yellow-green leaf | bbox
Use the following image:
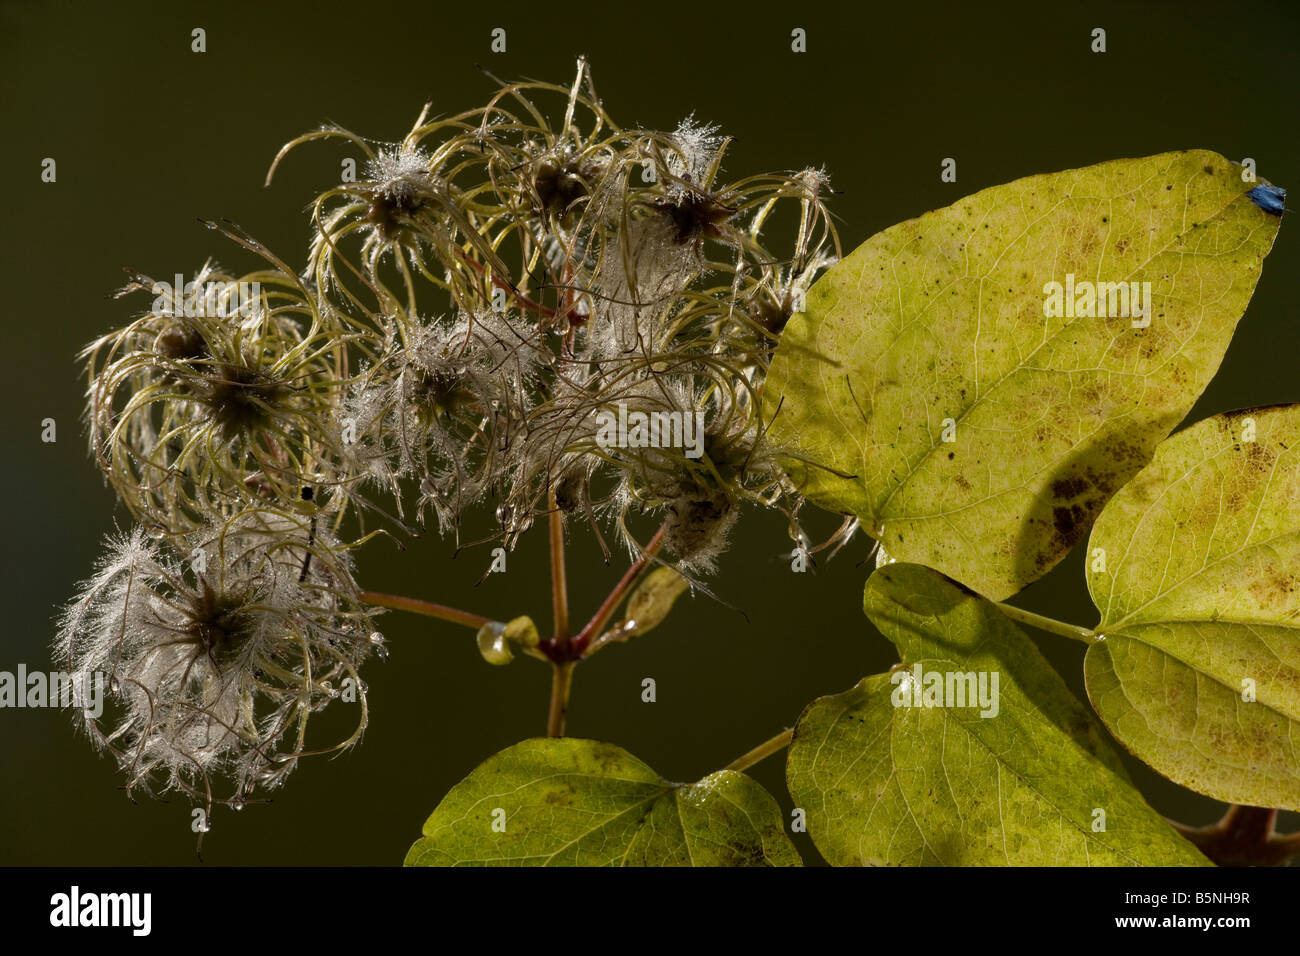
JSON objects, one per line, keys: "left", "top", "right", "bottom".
{"left": 404, "top": 737, "right": 800, "bottom": 866}
{"left": 786, "top": 563, "right": 1208, "bottom": 866}
{"left": 1085, "top": 404, "right": 1300, "bottom": 809}
{"left": 767, "top": 150, "right": 1282, "bottom": 600}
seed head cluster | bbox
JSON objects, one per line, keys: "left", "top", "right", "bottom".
{"left": 60, "top": 61, "right": 838, "bottom": 808}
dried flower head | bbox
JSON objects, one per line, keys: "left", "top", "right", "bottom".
{"left": 56, "top": 508, "right": 379, "bottom": 808}
{"left": 84, "top": 258, "right": 360, "bottom": 534}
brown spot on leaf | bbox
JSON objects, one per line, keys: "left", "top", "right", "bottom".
{"left": 543, "top": 787, "right": 576, "bottom": 807}
{"left": 1052, "top": 503, "right": 1089, "bottom": 547}
{"left": 1051, "top": 476, "right": 1090, "bottom": 499}
{"left": 1248, "top": 572, "right": 1295, "bottom": 609}
{"left": 1245, "top": 441, "right": 1275, "bottom": 472}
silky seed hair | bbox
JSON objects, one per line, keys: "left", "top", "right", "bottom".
{"left": 55, "top": 507, "right": 380, "bottom": 810}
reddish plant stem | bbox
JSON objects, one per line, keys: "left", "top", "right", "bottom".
{"left": 1171, "top": 805, "right": 1300, "bottom": 866}
{"left": 360, "top": 590, "right": 490, "bottom": 630}
{"left": 546, "top": 661, "right": 574, "bottom": 738}
{"left": 453, "top": 248, "right": 562, "bottom": 320}
{"left": 570, "top": 525, "right": 668, "bottom": 657}
{"left": 544, "top": 495, "right": 574, "bottom": 738}
{"left": 548, "top": 492, "right": 570, "bottom": 647}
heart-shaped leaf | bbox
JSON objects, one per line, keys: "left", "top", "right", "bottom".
{"left": 1085, "top": 404, "right": 1300, "bottom": 809}
{"left": 766, "top": 150, "right": 1283, "bottom": 599}
{"left": 786, "top": 563, "right": 1208, "bottom": 865}
{"left": 405, "top": 737, "right": 800, "bottom": 866}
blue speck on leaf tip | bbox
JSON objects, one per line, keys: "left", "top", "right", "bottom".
{"left": 1247, "top": 184, "right": 1286, "bottom": 216}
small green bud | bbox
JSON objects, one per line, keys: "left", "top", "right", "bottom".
{"left": 622, "top": 568, "right": 688, "bottom": 637}
{"left": 476, "top": 615, "right": 539, "bottom": 665}
{"left": 503, "top": 615, "right": 540, "bottom": 648}
{"left": 475, "top": 622, "right": 514, "bottom": 665}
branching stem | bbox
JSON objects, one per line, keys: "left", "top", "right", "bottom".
{"left": 573, "top": 524, "right": 667, "bottom": 656}
{"left": 1170, "top": 805, "right": 1300, "bottom": 867}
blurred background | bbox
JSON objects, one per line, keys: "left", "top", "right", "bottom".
{"left": 2, "top": 0, "right": 1298, "bottom": 865}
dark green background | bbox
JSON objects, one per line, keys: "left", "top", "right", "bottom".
{"left": 2, "top": 0, "right": 1297, "bottom": 865}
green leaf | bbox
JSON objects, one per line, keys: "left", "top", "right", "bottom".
{"left": 767, "top": 150, "right": 1282, "bottom": 600}
{"left": 786, "top": 563, "right": 1209, "bottom": 866}
{"left": 1085, "top": 404, "right": 1300, "bottom": 809}
{"left": 405, "top": 737, "right": 801, "bottom": 866}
